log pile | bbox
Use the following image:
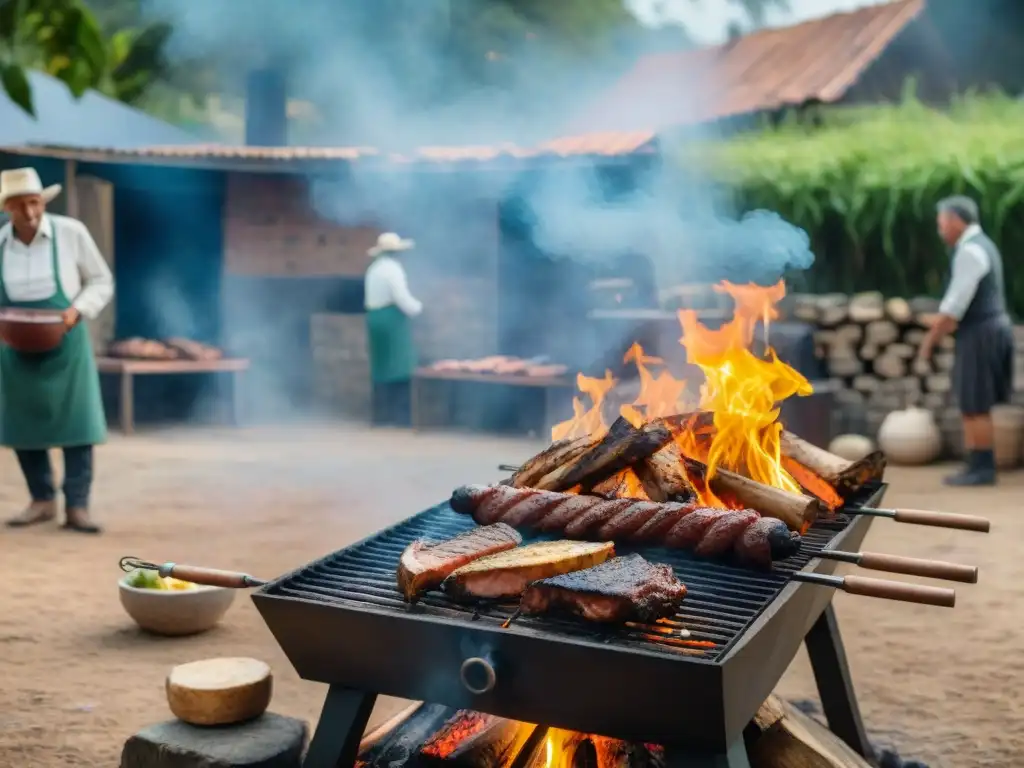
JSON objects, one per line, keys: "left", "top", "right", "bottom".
{"left": 788, "top": 292, "right": 1024, "bottom": 457}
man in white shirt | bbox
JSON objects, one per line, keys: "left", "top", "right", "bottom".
{"left": 0, "top": 167, "right": 114, "bottom": 531}
{"left": 918, "top": 196, "right": 1013, "bottom": 486}
{"left": 364, "top": 232, "right": 422, "bottom": 426}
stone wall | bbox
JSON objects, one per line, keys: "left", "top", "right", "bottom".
{"left": 789, "top": 292, "right": 1024, "bottom": 458}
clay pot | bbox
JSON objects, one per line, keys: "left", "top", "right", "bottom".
{"left": 992, "top": 405, "right": 1024, "bottom": 469}
{"left": 877, "top": 408, "right": 942, "bottom": 466}
{"left": 828, "top": 434, "right": 875, "bottom": 462}
{"left": 0, "top": 308, "right": 66, "bottom": 353}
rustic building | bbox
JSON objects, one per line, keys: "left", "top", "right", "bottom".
{"left": 0, "top": 132, "right": 657, "bottom": 423}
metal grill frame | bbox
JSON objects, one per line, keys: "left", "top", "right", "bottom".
{"left": 252, "top": 484, "right": 885, "bottom": 754}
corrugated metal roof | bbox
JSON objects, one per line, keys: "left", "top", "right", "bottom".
{"left": 0, "top": 131, "right": 656, "bottom": 170}
{"left": 0, "top": 71, "right": 202, "bottom": 148}
{"left": 572, "top": 0, "right": 926, "bottom": 132}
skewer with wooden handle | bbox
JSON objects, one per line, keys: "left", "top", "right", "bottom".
{"left": 792, "top": 572, "right": 955, "bottom": 607}
{"left": 846, "top": 507, "right": 990, "bottom": 532}
{"left": 817, "top": 550, "right": 978, "bottom": 583}
{"left": 119, "top": 557, "right": 267, "bottom": 588}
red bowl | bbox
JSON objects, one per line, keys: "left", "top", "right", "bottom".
{"left": 0, "top": 308, "right": 67, "bottom": 353}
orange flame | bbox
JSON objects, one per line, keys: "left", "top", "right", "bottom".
{"left": 550, "top": 280, "right": 812, "bottom": 504}
{"left": 677, "top": 280, "right": 811, "bottom": 496}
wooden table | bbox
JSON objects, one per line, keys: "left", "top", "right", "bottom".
{"left": 96, "top": 357, "right": 251, "bottom": 435}
{"left": 411, "top": 367, "right": 574, "bottom": 433}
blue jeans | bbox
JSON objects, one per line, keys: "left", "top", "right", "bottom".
{"left": 15, "top": 445, "right": 93, "bottom": 508}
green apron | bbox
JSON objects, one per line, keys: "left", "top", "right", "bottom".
{"left": 0, "top": 232, "right": 107, "bottom": 449}
{"left": 366, "top": 304, "right": 417, "bottom": 383}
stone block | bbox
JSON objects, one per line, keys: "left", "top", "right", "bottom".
{"left": 120, "top": 712, "right": 307, "bottom": 768}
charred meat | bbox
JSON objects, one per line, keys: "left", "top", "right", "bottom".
{"left": 441, "top": 540, "right": 615, "bottom": 601}
{"left": 397, "top": 523, "right": 522, "bottom": 602}
{"left": 450, "top": 484, "right": 801, "bottom": 568}
{"left": 520, "top": 554, "right": 687, "bottom": 624}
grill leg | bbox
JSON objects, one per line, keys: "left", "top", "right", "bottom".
{"left": 302, "top": 685, "right": 377, "bottom": 768}
{"left": 804, "top": 604, "right": 875, "bottom": 761}
{"left": 663, "top": 739, "right": 751, "bottom": 768}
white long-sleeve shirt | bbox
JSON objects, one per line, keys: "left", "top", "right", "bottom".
{"left": 0, "top": 214, "right": 114, "bottom": 319}
{"left": 938, "top": 223, "right": 989, "bottom": 321}
{"left": 364, "top": 255, "right": 422, "bottom": 317}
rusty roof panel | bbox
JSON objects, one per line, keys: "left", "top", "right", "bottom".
{"left": 1, "top": 131, "right": 656, "bottom": 168}
{"left": 573, "top": 0, "right": 926, "bottom": 132}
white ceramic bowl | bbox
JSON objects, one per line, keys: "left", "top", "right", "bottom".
{"left": 118, "top": 577, "right": 237, "bottom": 636}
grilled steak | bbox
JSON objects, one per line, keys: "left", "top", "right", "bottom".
{"left": 520, "top": 554, "right": 687, "bottom": 624}
{"left": 450, "top": 484, "right": 801, "bottom": 568}
{"left": 441, "top": 540, "right": 615, "bottom": 601}
{"left": 397, "top": 523, "right": 522, "bottom": 602}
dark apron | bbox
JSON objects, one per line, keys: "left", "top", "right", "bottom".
{"left": 0, "top": 234, "right": 107, "bottom": 449}
{"left": 366, "top": 304, "right": 417, "bottom": 383}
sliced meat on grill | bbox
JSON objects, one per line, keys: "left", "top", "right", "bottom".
{"left": 450, "top": 484, "right": 802, "bottom": 568}
{"left": 520, "top": 554, "right": 687, "bottom": 624}
{"left": 441, "top": 540, "right": 615, "bottom": 601}
{"left": 397, "top": 523, "right": 522, "bottom": 602}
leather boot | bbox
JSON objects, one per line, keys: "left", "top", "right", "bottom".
{"left": 6, "top": 500, "right": 57, "bottom": 527}
{"left": 63, "top": 507, "right": 102, "bottom": 534}
{"left": 944, "top": 449, "right": 997, "bottom": 487}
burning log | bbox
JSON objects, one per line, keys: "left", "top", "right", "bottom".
{"left": 682, "top": 458, "right": 822, "bottom": 532}
{"left": 511, "top": 435, "right": 601, "bottom": 489}
{"left": 779, "top": 431, "right": 885, "bottom": 497}
{"left": 419, "top": 711, "right": 535, "bottom": 768}
{"left": 357, "top": 704, "right": 454, "bottom": 768}
{"left": 635, "top": 442, "right": 693, "bottom": 502}
{"left": 747, "top": 696, "right": 872, "bottom": 768}
{"left": 591, "top": 469, "right": 651, "bottom": 501}
{"left": 535, "top": 417, "right": 673, "bottom": 493}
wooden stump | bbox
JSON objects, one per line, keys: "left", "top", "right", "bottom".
{"left": 747, "top": 696, "right": 873, "bottom": 768}
{"left": 120, "top": 713, "right": 307, "bottom": 768}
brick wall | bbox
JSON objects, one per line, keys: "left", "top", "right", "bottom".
{"left": 223, "top": 173, "right": 380, "bottom": 277}
{"left": 223, "top": 171, "right": 502, "bottom": 416}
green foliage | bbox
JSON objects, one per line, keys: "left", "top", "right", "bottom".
{"left": 0, "top": 0, "right": 169, "bottom": 115}
{"left": 683, "top": 92, "right": 1024, "bottom": 317}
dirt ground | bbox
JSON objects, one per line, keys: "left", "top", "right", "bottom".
{"left": 0, "top": 425, "right": 1019, "bottom": 768}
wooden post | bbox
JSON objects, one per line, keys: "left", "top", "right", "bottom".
{"left": 64, "top": 160, "right": 79, "bottom": 218}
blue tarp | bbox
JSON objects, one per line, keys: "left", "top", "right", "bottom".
{"left": 0, "top": 70, "right": 201, "bottom": 149}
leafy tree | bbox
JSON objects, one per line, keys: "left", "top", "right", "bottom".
{"left": 0, "top": 0, "right": 170, "bottom": 115}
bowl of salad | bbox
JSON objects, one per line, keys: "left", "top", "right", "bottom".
{"left": 119, "top": 569, "right": 236, "bottom": 636}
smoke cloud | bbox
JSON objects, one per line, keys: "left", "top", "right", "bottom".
{"left": 135, "top": 0, "right": 815, "bottom": 427}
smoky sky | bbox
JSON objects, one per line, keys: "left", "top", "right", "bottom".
{"left": 143, "top": 0, "right": 815, "bottom": 290}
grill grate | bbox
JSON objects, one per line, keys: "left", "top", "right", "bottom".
{"left": 265, "top": 490, "right": 878, "bottom": 664}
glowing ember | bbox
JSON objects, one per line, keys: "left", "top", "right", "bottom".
{"left": 551, "top": 280, "right": 813, "bottom": 506}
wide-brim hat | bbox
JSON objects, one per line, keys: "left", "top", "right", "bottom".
{"left": 368, "top": 232, "right": 415, "bottom": 257}
{"left": 0, "top": 167, "right": 61, "bottom": 208}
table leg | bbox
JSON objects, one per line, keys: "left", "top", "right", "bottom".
{"left": 230, "top": 373, "right": 243, "bottom": 427}
{"left": 411, "top": 377, "right": 421, "bottom": 432}
{"left": 120, "top": 372, "right": 134, "bottom": 436}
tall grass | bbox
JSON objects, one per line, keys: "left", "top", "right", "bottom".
{"left": 683, "top": 92, "right": 1024, "bottom": 315}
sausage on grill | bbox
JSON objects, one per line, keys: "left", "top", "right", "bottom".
{"left": 449, "top": 484, "right": 802, "bottom": 568}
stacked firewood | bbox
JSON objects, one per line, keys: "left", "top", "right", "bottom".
{"left": 787, "top": 292, "right": 1024, "bottom": 455}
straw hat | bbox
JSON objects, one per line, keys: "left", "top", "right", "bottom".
{"left": 368, "top": 232, "right": 414, "bottom": 257}
{"left": 0, "top": 168, "right": 62, "bottom": 208}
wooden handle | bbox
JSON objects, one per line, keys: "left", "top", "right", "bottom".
{"left": 857, "top": 552, "right": 978, "bottom": 584}
{"left": 891, "top": 508, "right": 991, "bottom": 533}
{"left": 165, "top": 564, "right": 260, "bottom": 589}
{"left": 842, "top": 575, "right": 955, "bottom": 607}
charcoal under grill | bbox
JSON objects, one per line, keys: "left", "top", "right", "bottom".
{"left": 252, "top": 484, "right": 887, "bottom": 768}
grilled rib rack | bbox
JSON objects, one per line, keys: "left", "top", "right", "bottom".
{"left": 252, "top": 484, "right": 887, "bottom": 768}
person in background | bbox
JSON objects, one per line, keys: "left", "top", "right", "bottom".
{"left": 918, "top": 195, "right": 1013, "bottom": 486}
{"left": 364, "top": 232, "right": 422, "bottom": 426}
{"left": 0, "top": 167, "right": 114, "bottom": 532}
